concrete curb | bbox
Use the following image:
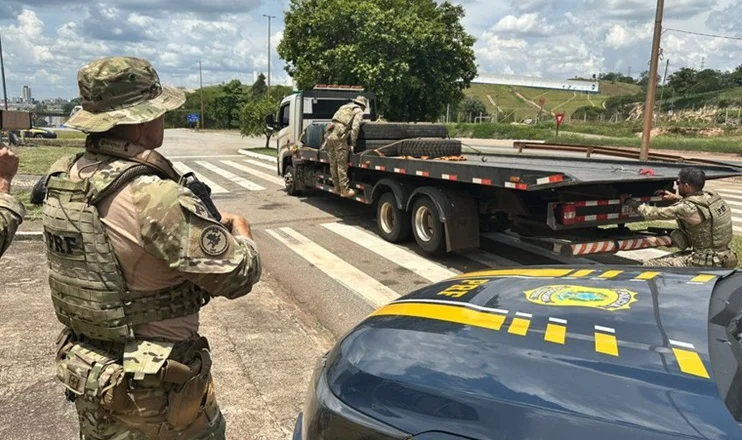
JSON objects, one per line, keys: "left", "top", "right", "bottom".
{"left": 237, "top": 149, "right": 278, "bottom": 164}
{"left": 15, "top": 231, "right": 44, "bottom": 242}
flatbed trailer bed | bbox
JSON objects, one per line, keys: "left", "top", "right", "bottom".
{"left": 283, "top": 145, "right": 742, "bottom": 258}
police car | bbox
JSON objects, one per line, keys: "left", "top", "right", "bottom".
{"left": 293, "top": 267, "right": 742, "bottom": 439}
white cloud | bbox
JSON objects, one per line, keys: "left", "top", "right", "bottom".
{"left": 492, "top": 13, "right": 555, "bottom": 36}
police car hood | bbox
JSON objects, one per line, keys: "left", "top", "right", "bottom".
{"left": 325, "top": 268, "right": 741, "bottom": 439}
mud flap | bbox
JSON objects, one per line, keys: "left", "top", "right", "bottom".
{"left": 443, "top": 193, "right": 479, "bottom": 252}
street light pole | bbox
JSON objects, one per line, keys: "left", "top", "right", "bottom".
{"left": 199, "top": 60, "right": 204, "bottom": 130}
{"left": 0, "top": 33, "right": 8, "bottom": 110}
{"left": 263, "top": 14, "right": 276, "bottom": 89}
{"left": 640, "top": 0, "right": 665, "bottom": 161}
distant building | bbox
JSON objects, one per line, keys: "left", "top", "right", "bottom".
{"left": 22, "top": 85, "right": 32, "bottom": 103}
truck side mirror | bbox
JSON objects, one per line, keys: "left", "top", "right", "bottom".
{"left": 265, "top": 114, "right": 276, "bottom": 131}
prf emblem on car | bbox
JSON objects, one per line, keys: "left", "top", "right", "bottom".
{"left": 524, "top": 285, "right": 638, "bottom": 312}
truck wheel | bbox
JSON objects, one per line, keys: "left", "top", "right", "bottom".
{"left": 359, "top": 123, "right": 449, "bottom": 140}
{"left": 411, "top": 197, "right": 446, "bottom": 255}
{"left": 398, "top": 139, "right": 462, "bottom": 158}
{"left": 284, "top": 165, "right": 301, "bottom": 196}
{"left": 377, "top": 193, "right": 411, "bottom": 243}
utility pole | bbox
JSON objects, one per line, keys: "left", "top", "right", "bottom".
{"left": 263, "top": 14, "right": 276, "bottom": 89}
{"left": 0, "top": 33, "right": 8, "bottom": 110}
{"left": 640, "top": 0, "right": 664, "bottom": 161}
{"left": 199, "top": 60, "right": 204, "bottom": 130}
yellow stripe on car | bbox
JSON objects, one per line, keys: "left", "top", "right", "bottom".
{"left": 688, "top": 274, "right": 717, "bottom": 285}
{"left": 456, "top": 269, "right": 573, "bottom": 279}
{"left": 372, "top": 302, "right": 507, "bottom": 332}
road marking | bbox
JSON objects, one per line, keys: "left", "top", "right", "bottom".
{"left": 237, "top": 149, "right": 278, "bottom": 163}
{"left": 372, "top": 302, "right": 507, "bottom": 331}
{"left": 172, "top": 162, "right": 228, "bottom": 194}
{"left": 508, "top": 317, "right": 530, "bottom": 336}
{"left": 221, "top": 160, "right": 285, "bottom": 186}
{"left": 242, "top": 159, "right": 278, "bottom": 171}
{"left": 194, "top": 161, "right": 265, "bottom": 191}
{"left": 266, "top": 227, "right": 398, "bottom": 307}
{"left": 458, "top": 249, "right": 519, "bottom": 267}
{"left": 321, "top": 223, "right": 458, "bottom": 283}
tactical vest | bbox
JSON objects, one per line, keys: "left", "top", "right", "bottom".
{"left": 331, "top": 103, "right": 362, "bottom": 139}
{"left": 678, "top": 190, "right": 733, "bottom": 251}
{"left": 42, "top": 137, "right": 207, "bottom": 343}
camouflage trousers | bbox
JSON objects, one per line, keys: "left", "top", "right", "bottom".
{"left": 325, "top": 132, "right": 350, "bottom": 192}
{"left": 55, "top": 330, "right": 226, "bottom": 440}
{"left": 644, "top": 248, "right": 738, "bottom": 269}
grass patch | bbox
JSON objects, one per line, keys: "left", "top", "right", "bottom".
{"left": 13, "top": 190, "right": 43, "bottom": 220}
{"left": 544, "top": 134, "right": 742, "bottom": 154}
{"left": 245, "top": 148, "right": 277, "bottom": 157}
{"left": 52, "top": 130, "right": 86, "bottom": 140}
{"left": 17, "top": 146, "right": 82, "bottom": 175}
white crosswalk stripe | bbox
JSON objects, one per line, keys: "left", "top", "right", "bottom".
{"left": 172, "top": 162, "right": 229, "bottom": 194}
{"left": 221, "top": 160, "right": 285, "bottom": 186}
{"left": 194, "top": 161, "right": 266, "bottom": 191}
{"left": 243, "top": 159, "right": 277, "bottom": 171}
{"left": 321, "top": 222, "right": 459, "bottom": 282}
{"left": 266, "top": 227, "right": 399, "bottom": 307}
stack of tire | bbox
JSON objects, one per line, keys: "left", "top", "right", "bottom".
{"left": 357, "top": 122, "right": 462, "bottom": 158}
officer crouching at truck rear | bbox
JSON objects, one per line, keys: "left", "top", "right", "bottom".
{"left": 624, "top": 167, "right": 737, "bottom": 268}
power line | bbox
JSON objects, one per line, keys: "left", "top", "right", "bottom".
{"left": 663, "top": 27, "right": 742, "bottom": 41}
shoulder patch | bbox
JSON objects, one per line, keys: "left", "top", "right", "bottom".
{"left": 200, "top": 225, "right": 229, "bottom": 256}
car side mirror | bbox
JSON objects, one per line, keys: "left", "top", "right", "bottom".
{"left": 265, "top": 114, "right": 276, "bottom": 131}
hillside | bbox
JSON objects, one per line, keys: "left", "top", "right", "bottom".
{"left": 463, "top": 81, "right": 641, "bottom": 121}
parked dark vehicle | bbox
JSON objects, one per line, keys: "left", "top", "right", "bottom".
{"left": 293, "top": 267, "right": 742, "bottom": 440}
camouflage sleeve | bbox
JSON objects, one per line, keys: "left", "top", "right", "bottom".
{"left": 0, "top": 193, "right": 25, "bottom": 258}
{"left": 349, "top": 108, "right": 364, "bottom": 148}
{"left": 638, "top": 200, "right": 698, "bottom": 221}
{"left": 131, "top": 176, "right": 261, "bottom": 300}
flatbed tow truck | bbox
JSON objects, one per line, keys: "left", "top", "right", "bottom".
{"left": 266, "top": 86, "right": 742, "bottom": 259}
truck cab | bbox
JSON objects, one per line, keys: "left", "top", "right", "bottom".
{"left": 272, "top": 85, "right": 378, "bottom": 176}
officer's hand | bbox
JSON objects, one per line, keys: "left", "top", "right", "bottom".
{"left": 220, "top": 212, "right": 253, "bottom": 240}
{"left": 0, "top": 144, "right": 19, "bottom": 194}
{"left": 657, "top": 190, "right": 680, "bottom": 202}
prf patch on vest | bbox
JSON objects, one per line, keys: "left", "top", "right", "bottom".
{"left": 44, "top": 229, "right": 84, "bottom": 261}
{"left": 200, "top": 225, "right": 229, "bottom": 256}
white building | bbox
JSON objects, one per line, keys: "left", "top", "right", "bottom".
{"left": 22, "top": 85, "right": 32, "bottom": 103}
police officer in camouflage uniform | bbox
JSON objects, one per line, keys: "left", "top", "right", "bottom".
{"left": 44, "top": 57, "right": 261, "bottom": 439}
{"left": 0, "top": 144, "right": 25, "bottom": 257}
{"left": 626, "top": 167, "right": 737, "bottom": 268}
{"left": 325, "top": 96, "right": 368, "bottom": 197}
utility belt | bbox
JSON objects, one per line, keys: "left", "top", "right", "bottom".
{"left": 55, "top": 327, "right": 214, "bottom": 428}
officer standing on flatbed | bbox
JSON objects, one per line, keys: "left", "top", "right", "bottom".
{"left": 625, "top": 167, "right": 737, "bottom": 268}
{"left": 325, "top": 95, "right": 368, "bottom": 198}
{"left": 0, "top": 144, "right": 25, "bottom": 258}
{"left": 43, "top": 56, "right": 261, "bottom": 439}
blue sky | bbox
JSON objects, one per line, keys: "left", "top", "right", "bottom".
{"left": 0, "top": 0, "right": 740, "bottom": 100}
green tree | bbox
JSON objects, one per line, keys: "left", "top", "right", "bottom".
{"left": 278, "top": 0, "right": 477, "bottom": 122}
{"left": 62, "top": 97, "right": 80, "bottom": 116}
{"left": 252, "top": 73, "right": 268, "bottom": 98}
{"left": 211, "top": 79, "right": 248, "bottom": 128}
{"left": 239, "top": 85, "right": 293, "bottom": 148}
{"left": 460, "top": 96, "right": 487, "bottom": 120}
{"left": 668, "top": 67, "right": 697, "bottom": 95}
{"left": 731, "top": 64, "right": 742, "bottom": 87}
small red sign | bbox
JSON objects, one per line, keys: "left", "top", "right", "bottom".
{"left": 555, "top": 113, "right": 565, "bottom": 126}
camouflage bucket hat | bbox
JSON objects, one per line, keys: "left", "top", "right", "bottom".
{"left": 352, "top": 95, "right": 369, "bottom": 109}
{"left": 65, "top": 57, "right": 185, "bottom": 133}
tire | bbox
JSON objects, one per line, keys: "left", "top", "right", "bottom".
{"left": 411, "top": 197, "right": 446, "bottom": 255}
{"left": 359, "top": 123, "right": 448, "bottom": 140}
{"left": 376, "top": 192, "right": 411, "bottom": 243}
{"left": 355, "top": 139, "right": 401, "bottom": 152}
{"left": 284, "top": 165, "right": 301, "bottom": 196}
{"left": 398, "top": 139, "right": 462, "bottom": 158}
{"left": 33, "top": 133, "right": 44, "bottom": 138}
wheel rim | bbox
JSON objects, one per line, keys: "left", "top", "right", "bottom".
{"left": 379, "top": 202, "right": 395, "bottom": 234}
{"left": 284, "top": 171, "right": 294, "bottom": 189}
{"left": 414, "top": 205, "right": 434, "bottom": 242}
